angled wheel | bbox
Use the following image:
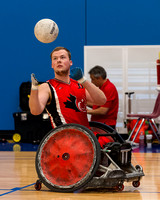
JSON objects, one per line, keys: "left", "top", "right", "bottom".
{"left": 35, "top": 123, "right": 101, "bottom": 192}
{"left": 89, "top": 121, "right": 124, "bottom": 143}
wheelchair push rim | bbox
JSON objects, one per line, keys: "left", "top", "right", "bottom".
{"left": 35, "top": 123, "right": 101, "bottom": 192}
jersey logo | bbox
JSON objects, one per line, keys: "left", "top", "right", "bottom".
{"left": 64, "top": 94, "right": 80, "bottom": 112}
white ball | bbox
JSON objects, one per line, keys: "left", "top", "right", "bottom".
{"left": 34, "top": 18, "right": 59, "bottom": 43}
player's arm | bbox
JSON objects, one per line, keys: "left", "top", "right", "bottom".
{"left": 83, "top": 81, "right": 106, "bottom": 105}
{"left": 70, "top": 68, "right": 106, "bottom": 106}
{"left": 87, "top": 102, "right": 94, "bottom": 108}
{"left": 87, "top": 107, "right": 109, "bottom": 115}
{"left": 29, "top": 74, "right": 50, "bottom": 115}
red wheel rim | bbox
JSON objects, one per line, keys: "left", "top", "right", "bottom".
{"left": 40, "top": 128, "right": 95, "bottom": 187}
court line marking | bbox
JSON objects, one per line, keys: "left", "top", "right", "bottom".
{"left": 0, "top": 187, "right": 160, "bottom": 195}
{"left": 0, "top": 183, "right": 35, "bottom": 196}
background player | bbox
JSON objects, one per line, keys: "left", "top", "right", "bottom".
{"left": 87, "top": 65, "right": 119, "bottom": 130}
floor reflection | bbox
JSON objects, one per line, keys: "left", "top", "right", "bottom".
{"left": 0, "top": 141, "right": 160, "bottom": 153}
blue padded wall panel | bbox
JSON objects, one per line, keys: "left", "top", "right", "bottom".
{"left": 86, "top": 0, "right": 160, "bottom": 45}
{"left": 0, "top": 0, "right": 85, "bottom": 130}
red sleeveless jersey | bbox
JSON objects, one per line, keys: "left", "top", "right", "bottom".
{"left": 45, "top": 78, "right": 112, "bottom": 148}
{"left": 46, "top": 78, "right": 90, "bottom": 129}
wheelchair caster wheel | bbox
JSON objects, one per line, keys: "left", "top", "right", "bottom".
{"left": 116, "top": 184, "right": 124, "bottom": 191}
{"left": 132, "top": 181, "right": 140, "bottom": 188}
{"left": 135, "top": 165, "right": 143, "bottom": 172}
{"left": 35, "top": 180, "right": 42, "bottom": 191}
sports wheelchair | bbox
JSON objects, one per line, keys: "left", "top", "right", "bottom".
{"left": 34, "top": 122, "right": 144, "bottom": 192}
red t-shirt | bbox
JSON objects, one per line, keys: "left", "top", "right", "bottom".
{"left": 91, "top": 79, "right": 119, "bottom": 126}
{"left": 46, "top": 78, "right": 90, "bottom": 129}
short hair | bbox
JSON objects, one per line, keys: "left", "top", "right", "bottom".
{"left": 50, "top": 47, "right": 71, "bottom": 60}
{"left": 88, "top": 65, "right": 107, "bottom": 79}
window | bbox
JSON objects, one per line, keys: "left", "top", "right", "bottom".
{"left": 84, "top": 45, "right": 160, "bottom": 133}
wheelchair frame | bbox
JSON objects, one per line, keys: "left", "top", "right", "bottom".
{"left": 34, "top": 122, "right": 144, "bottom": 192}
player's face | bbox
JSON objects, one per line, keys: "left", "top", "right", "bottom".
{"left": 51, "top": 50, "right": 72, "bottom": 76}
{"left": 90, "top": 75, "right": 101, "bottom": 87}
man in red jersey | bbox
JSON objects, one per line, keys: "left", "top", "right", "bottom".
{"left": 29, "top": 47, "right": 111, "bottom": 147}
{"left": 87, "top": 65, "right": 119, "bottom": 130}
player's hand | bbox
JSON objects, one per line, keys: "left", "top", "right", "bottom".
{"left": 31, "top": 73, "right": 38, "bottom": 90}
{"left": 70, "top": 67, "right": 86, "bottom": 84}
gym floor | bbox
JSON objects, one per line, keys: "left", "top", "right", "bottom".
{"left": 0, "top": 141, "right": 160, "bottom": 200}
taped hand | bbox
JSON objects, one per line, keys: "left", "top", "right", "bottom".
{"left": 31, "top": 73, "right": 38, "bottom": 90}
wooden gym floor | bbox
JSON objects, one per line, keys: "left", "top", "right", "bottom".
{"left": 0, "top": 142, "right": 160, "bottom": 200}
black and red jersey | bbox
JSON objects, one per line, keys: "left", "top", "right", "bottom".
{"left": 46, "top": 78, "right": 90, "bottom": 129}
{"left": 45, "top": 78, "right": 112, "bottom": 148}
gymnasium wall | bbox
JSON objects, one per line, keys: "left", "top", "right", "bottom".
{"left": 0, "top": 0, "right": 160, "bottom": 130}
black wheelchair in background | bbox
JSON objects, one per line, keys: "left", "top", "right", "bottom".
{"left": 34, "top": 122, "right": 144, "bottom": 192}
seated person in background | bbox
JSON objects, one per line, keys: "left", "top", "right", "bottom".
{"left": 87, "top": 65, "right": 119, "bottom": 130}
{"left": 29, "top": 47, "right": 111, "bottom": 148}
